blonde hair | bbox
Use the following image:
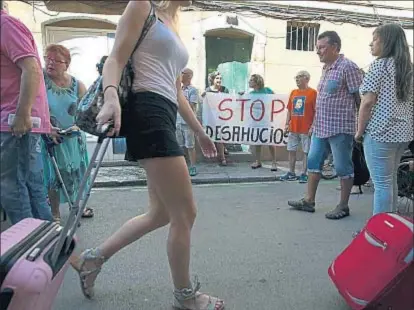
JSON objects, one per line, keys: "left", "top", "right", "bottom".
{"left": 250, "top": 74, "right": 265, "bottom": 89}
{"left": 151, "top": 0, "right": 180, "bottom": 33}
{"left": 209, "top": 71, "right": 221, "bottom": 86}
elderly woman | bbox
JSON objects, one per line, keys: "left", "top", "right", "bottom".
{"left": 42, "top": 44, "right": 92, "bottom": 224}
{"left": 356, "top": 23, "right": 413, "bottom": 215}
{"left": 246, "top": 74, "right": 278, "bottom": 171}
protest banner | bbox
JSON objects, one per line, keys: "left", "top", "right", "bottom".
{"left": 202, "top": 93, "right": 289, "bottom": 146}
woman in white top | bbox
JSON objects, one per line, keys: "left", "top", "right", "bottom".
{"left": 73, "top": 1, "right": 224, "bottom": 309}
{"left": 356, "top": 23, "right": 413, "bottom": 215}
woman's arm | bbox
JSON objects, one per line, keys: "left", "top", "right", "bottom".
{"left": 356, "top": 60, "right": 382, "bottom": 137}
{"left": 77, "top": 80, "right": 87, "bottom": 99}
{"left": 176, "top": 78, "right": 204, "bottom": 135}
{"left": 357, "top": 92, "right": 377, "bottom": 135}
{"left": 101, "top": 1, "right": 151, "bottom": 98}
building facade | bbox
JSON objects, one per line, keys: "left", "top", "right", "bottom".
{"left": 5, "top": 0, "right": 413, "bottom": 161}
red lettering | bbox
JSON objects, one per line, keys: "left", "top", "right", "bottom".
{"left": 236, "top": 98, "right": 250, "bottom": 121}
{"left": 218, "top": 98, "right": 233, "bottom": 121}
{"left": 271, "top": 99, "right": 285, "bottom": 122}
{"left": 250, "top": 99, "right": 265, "bottom": 122}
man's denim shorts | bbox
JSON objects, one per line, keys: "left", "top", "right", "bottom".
{"left": 308, "top": 133, "right": 354, "bottom": 179}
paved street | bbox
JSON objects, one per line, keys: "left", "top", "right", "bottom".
{"left": 54, "top": 181, "right": 374, "bottom": 310}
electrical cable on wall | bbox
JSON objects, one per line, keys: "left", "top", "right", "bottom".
{"left": 16, "top": 0, "right": 414, "bottom": 30}
{"left": 188, "top": 1, "right": 413, "bottom": 30}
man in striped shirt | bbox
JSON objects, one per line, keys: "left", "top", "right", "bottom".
{"left": 288, "top": 31, "right": 363, "bottom": 220}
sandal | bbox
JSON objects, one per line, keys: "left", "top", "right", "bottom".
{"left": 251, "top": 162, "right": 262, "bottom": 169}
{"left": 219, "top": 159, "right": 227, "bottom": 166}
{"left": 173, "top": 277, "right": 224, "bottom": 310}
{"left": 287, "top": 198, "right": 315, "bottom": 213}
{"left": 75, "top": 248, "right": 107, "bottom": 299}
{"left": 53, "top": 216, "right": 61, "bottom": 226}
{"left": 325, "top": 205, "right": 350, "bottom": 220}
{"left": 270, "top": 163, "right": 278, "bottom": 172}
{"left": 82, "top": 207, "right": 94, "bottom": 218}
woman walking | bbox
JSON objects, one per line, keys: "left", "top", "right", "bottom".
{"left": 355, "top": 23, "right": 413, "bottom": 215}
{"left": 73, "top": 1, "right": 224, "bottom": 309}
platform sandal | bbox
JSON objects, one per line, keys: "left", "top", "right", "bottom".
{"left": 173, "top": 277, "right": 225, "bottom": 310}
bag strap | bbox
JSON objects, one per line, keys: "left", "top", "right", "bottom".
{"left": 130, "top": 1, "right": 156, "bottom": 57}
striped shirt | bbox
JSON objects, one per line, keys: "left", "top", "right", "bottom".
{"left": 314, "top": 55, "right": 363, "bottom": 138}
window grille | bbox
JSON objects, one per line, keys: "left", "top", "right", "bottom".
{"left": 286, "top": 22, "right": 320, "bottom": 52}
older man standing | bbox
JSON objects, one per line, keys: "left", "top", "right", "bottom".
{"left": 280, "top": 70, "right": 317, "bottom": 183}
{"left": 288, "top": 31, "right": 363, "bottom": 220}
{"left": 177, "top": 68, "right": 199, "bottom": 176}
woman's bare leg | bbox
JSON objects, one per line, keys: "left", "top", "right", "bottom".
{"left": 142, "top": 156, "right": 223, "bottom": 308}
{"left": 269, "top": 146, "right": 278, "bottom": 170}
{"left": 97, "top": 178, "right": 170, "bottom": 259}
{"left": 216, "top": 143, "right": 226, "bottom": 165}
{"left": 77, "top": 156, "right": 223, "bottom": 308}
{"left": 251, "top": 146, "right": 262, "bottom": 168}
{"left": 77, "top": 169, "right": 170, "bottom": 291}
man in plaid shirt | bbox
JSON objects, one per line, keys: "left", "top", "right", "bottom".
{"left": 288, "top": 31, "right": 363, "bottom": 220}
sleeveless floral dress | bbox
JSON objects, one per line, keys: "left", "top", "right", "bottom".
{"left": 41, "top": 72, "right": 90, "bottom": 204}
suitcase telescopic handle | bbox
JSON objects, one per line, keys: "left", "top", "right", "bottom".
{"left": 97, "top": 121, "right": 114, "bottom": 142}
{"left": 50, "top": 127, "right": 112, "bottom": 266}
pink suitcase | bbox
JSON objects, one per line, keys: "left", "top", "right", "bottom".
{"left": 0, "top": 219, "right": 75, "bottom": 310}
{"left": 0, "top": 132, "right": 111, "bottom": 310}
{"left": 328, "top": 213, "right": 414, "bottom": 310}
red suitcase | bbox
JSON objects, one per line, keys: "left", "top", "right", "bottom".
{"left": 328, "top": 213, "right": 414, "bottom": 310}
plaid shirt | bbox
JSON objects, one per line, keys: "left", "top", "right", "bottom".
{"left": 313, "top": 55, "right": 363, "bottom": 138}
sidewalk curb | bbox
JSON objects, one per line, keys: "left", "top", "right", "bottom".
{"left": 93, "top": 175, "right": 281, "bottom": 188}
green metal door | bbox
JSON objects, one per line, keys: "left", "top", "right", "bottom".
{"left": 205, "top": 34, "right": 253, "bottom": 152}
{"left": 205, "top": 35, "right": 253, "bottom": 90}
{"left": 218, "top": 61, "right": 249, "bottom": 94}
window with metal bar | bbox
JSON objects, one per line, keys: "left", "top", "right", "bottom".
{"left": 285, "top": 21, "right": 320, "bottom": 52}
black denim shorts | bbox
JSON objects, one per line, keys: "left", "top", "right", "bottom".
{"left": 121, "top": 91, "right": 184, "bottom": 161}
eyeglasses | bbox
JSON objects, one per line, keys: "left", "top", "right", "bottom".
{"left": 44, "top": 57, "right": 66, "bottom": 64}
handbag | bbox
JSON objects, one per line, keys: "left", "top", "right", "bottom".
{"left": 353, "top": 142, "right": 370, "bottom": 186}
{"left": 75, "top": 3, "right": 156, "bottom": 136}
